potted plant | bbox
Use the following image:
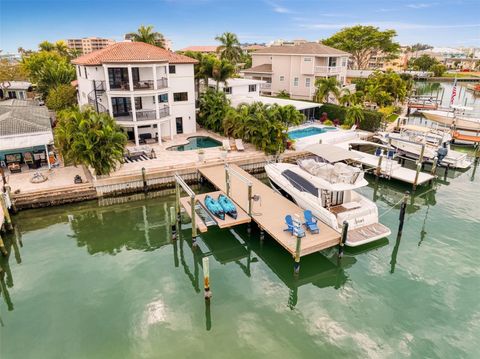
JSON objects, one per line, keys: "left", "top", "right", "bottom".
{"left": 197, "top": 149, "right": 205, "bottom": 162}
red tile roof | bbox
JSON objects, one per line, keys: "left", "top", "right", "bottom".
{"left": 178, "top": 45, "right": 218, "bottom": 53}
{"left": 72, "top": 42, "right": 198, "bottom": 65}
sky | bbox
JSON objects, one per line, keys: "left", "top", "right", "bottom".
{"left": 1, "top": 0, "right": 479, "bottom": 53}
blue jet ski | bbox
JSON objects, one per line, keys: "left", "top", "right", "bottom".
{"left": 218, "top": 194, "right": 238, "bottom": 219}
{"left": 204, "top": 195, "right": 225, "bottom": 220}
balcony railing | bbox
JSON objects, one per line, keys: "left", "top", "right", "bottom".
{"left": 109, "top": 78, "right": 168, "bottom": 91}
{"left": 260, "top": 83, "right": 272, "bottom": 90}
{"left": 113, "top": 106, "right": 170, "bottom": 122}
{"left": 315, "top": 66, "right": 343, "bottom": 74}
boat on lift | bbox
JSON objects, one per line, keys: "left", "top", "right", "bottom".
{"left": 265, "top": 144, "right": 391, "bottom": 247}
{"left": 419, "top": 106, "right": 480, "bottom": 132}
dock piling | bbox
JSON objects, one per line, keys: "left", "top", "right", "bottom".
{"left": 202, "top": 257, "right": 212, "bottom": 299}
{"left": 141, "top": 167, "right": 147, "bottom": 193}
{"left": 338, "top": 221, "right": 349, "bottom": 258}
{"left": 431, "top": 157, "right": 438, "bottom": 175}
{"left": 0, "top": 193, "right": 13, "bottom": 231}
{"left": 413, "top": 144, "right": 425, "bottom": 191}
{"left": 0, "top": 234, "right": 7, "bottom": 256}
{"left": 191, "top": 195, "right": 197, "bottom": 246}
{"left": 375, "top": 150, "right": 383, "bottom": 177}
{"left": 293, "top": 214, "right": 302, "bottom": 274}
{"left": 170, "top": 206, "right": 177, "bottom": 240}
{"left": 398, "top": 191, "right": 409, "bottom": 237}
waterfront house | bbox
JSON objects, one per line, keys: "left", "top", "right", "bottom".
{"left": 0, "top": 99, "right": 54, "bottom": 173}
{"left": 72, "top": 42, "right": 198, "bottom": 145}
{"left": 207, "top": 78, "right": 320, "bottom": 119}
{"left": 242, "top": 42, "right": 350, "bottom": 100}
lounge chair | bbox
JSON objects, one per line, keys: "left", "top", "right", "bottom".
{"left": 222, "top": 139, "right": 232, "bottom": 151}
{"left": 303, "top": 210, "right": 319, "bottom": 234}
{"left": 284, "top": 215, "right": 306, "bottom": 237}
{"left": 235, "top": 139, "right": 245, "bottom": 151}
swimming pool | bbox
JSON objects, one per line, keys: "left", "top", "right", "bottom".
{"left": 167, "top": 136, "right": 222, "bottom": 151}
{"left": 288, "top": 126, "right": 337, "bottom": 140}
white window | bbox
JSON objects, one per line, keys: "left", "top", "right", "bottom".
{"left": 248, "top": 84, "right": 257, "bottom": 92}
{"left": 305, "top": 78, "right": 311, "bottom": 88}
{"left": 293, "top": 77, "right": 299, "bottom": 86}
{"left": 223, "top": 87, "right": 232, "bottom": 94}
{"left": 304, "top": 57, "right": 312, "bottom": 62}
{"left": 280, "top": 76, "right": 285, "bottom": 81}
{"left": 341, "top": 57, "right": 347, "bottom": 67}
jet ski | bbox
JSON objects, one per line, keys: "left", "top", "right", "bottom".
{"left": 218, "top": 194, "right": 238, "bottom": 219}
{"left": 204, "top": 195, "right": 225, "bottom": 220}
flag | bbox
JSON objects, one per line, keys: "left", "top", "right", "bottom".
{"left": 450, "top": 78, "right": 457, "bottom": 105}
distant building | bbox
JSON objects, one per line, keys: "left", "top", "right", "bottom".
{"left": 72, "top": 41, "right": 198, "bottom": 145}
{"left": 123, "top": 34, "right": 172, "bottom": 51}
{"left": 178, "top": 45, "right": 218, "bottom": 54}
{"left": 66, "top": 37, "right": 116, "bottom": 55}
{"left": 242, "top": 42, "right": 350, "bottom": 101}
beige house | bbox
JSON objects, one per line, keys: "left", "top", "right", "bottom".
{"left": 66, "top": 37, "right": 116, "bottom": 55}
{"left": 242, "top": 42, "right": 350, "bottom": 101}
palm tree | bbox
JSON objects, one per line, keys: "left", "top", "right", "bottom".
{"left": 126, "top": 25, "right": 165, "bottom": 48}
{"left": 211, "top": 58, "right": 235, "bottom": 90}
{"left": 314, "top": 77, "right": 340, "bottom": 103}
{"left": 215, "top": 32, "right": 243, "bottom": 64}
{"left": 345, "top": 104, "right": 364, "bottom": 128}
{"left": 39, "top": 41, "right": 56, "bottom": 52}
{"left": 36, "top": 59, "right": 76, "bottom": 98}
{"left": 338, "top": 88, "right": 358, "bottom": 106}
{"left": 55, "top": 107, "right": 127, "bottom": 175}
{"left": 198, "top": 88, "right": 230, "bottom": 132}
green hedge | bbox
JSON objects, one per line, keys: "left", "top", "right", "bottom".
{"left": 319, "top": 103, "right": 382, "bottom": 132}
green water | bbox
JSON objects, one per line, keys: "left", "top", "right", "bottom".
{"left": 1, "top": 167, "right": 480, "bottom": 358}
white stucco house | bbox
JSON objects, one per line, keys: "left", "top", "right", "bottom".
{"left": 207, "top": 78, "right": 321, "bottom": 120}
{"left": 72, "top": 42, "right": 198, "bottom": 145}
{"left": 0, "top": 81, "right": 33, "bottom": 100}
{"left": 242, "top": 42, "right": 350, "bottom": 101}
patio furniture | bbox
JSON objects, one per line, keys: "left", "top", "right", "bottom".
{"left": 8, "top": 162, "right": 21, "bottom": 173}
{"left": 235, "top": 139, "right": 245, "bottom": 151}
{"left": 222, "top": 139, "right": 232, "bottom": 151}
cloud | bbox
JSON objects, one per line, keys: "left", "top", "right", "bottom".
{"left": 265, "top": 1, "right": 293, "bottom": 14}
{"left": 300, "top": 21, "right": 480, "bottom": 31}
{"left": 406, "top": 3, "right": 434, "bottom": 9}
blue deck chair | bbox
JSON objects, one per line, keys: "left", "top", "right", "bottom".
{"left": 284, "top": 215, "right": 305, "bottom": 237}
{"left": 303, "top": 210, "right": 319, "bottom": 234}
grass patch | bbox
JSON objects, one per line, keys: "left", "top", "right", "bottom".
{"left": 386, "top": 113, "right": 399, "bottom": 122}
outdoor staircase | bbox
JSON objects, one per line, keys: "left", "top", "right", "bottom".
{"left": 88, "top": 80, "right": 108, "bottom": 113}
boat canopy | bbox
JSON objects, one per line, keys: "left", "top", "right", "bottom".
{"left": 305, "top": 144, "right": 362, "bottom": 163}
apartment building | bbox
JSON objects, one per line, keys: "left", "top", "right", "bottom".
{"left": 66, "top": 37, "right": 116, "bottom": 55}
{"left": 72, "top": 42, "right": 197, "bottom": 145}
{"left": 242, "top": 42, "right": 350, "bottom": 101}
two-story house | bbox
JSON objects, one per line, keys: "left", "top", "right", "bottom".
{"left": 72, "top": 42, "right": 197, "bottom": 145}
{"left": 242, "top": 42, "right": 350, "bottom": 101}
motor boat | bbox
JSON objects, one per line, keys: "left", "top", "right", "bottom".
{"left": 265, "top": 144, "right": 391, "bottom": 247}
{"left": 376, "top": 126, "right": 472, "bottom": 169}
{"left": 419, "top": 106, "right": 480, "bottom": 132}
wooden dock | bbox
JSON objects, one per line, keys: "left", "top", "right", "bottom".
{"left": 180, "top": 190, "right": 251, "bottom": 232}
{"left": 348, "top": 149, "right": 435, "bottom": 186}
{"left": 198, "top": 165, "right": 340, "bottom": 257}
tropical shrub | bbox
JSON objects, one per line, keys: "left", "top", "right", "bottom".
{"left": 54, "top": 107, "right": 127, "bottom": 175}
{"left": 198, "top": 88, "right": 231, "bottom": 133}
{"left": 46, "top": 84, "right": 77, "bottom": 111}
{"left": 430, "top": 64, "right": 447, "bottom": 77}
{"left": 320, "top": 103, "right": 382, "bottom": 131}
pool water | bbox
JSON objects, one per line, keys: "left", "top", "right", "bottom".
{"left": 288, "top": 126, "right": 337, "bottom": 140}
{"left": 1, "top": 164, "right": 480, "bottom": 358}
{"left": 168, "top": 136, "right": 221, "bottom": 151}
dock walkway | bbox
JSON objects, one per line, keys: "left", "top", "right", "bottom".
{"left": 198, "top": 165, "right": 340, "bottom": 257}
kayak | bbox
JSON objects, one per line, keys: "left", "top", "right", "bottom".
{"left": 218, "top": 194, "right": 238, "bottom": 219}
{"left": 204, "top": 195, "right": 225, "bottom": 220}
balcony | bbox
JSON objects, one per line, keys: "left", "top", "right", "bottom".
{"left": 315, "top": 66, "right": 343, "bottom": 75}
{"left": 109, "top": 78, "right": 168, "bottom": 91}
{"left": 260, "top": 83, "right": 272, "bottom": 90}
{"left": 113, "top": 106, "right": 170, "bottom": 122}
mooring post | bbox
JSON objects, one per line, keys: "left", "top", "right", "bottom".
{"left": 474, "top": 143, "right": 479, "bottom": 163}
{"left": 376, "top": 150, "right": 383, "bottom": 177}
{"left": 259, "top": 226, "right": 264, "bottom": 241}
{"left": 413, "top": 144, "right": 425, "bottom": 191}
{"left": 430, "top": 157, "right": 438, "bottom": 175}
{"left": 170, "top": 206, "right": 177, "bottom": 241}
{"left": 293, "top": 214, "right": 302, "bottom": 274}
{"left": 397, "top": 191, "right": 409, "bottom": 237}
{"left": 175, "top": 181, "right": 181, "bottom": 219}
{"left": 0, "top": 193, "right": 13, "bottom": 231}
{"left": 141, "top": 167, "right": 147, "bottom": 193}
{"left": 5, "top": 186, "right": 16, "bottom": 213}
{"left": 247, "top": 183, "right": 253, "bottom": 217}
{"left": 0, "top": 234, "right": 7, "bottom": 256}
{"left": 225, "top": 165, "right": 230, "bottom": 197}
{"left": 202, "top": 257, "right": 212, "bottom": 299}
{"left": 338, "top": 221, "right": 349, "bottom": 259}
{"left": 191, "top": 195, "right": 197, "bottom": 246}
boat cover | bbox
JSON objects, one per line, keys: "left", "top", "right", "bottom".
{"left": 282, "top": 169, "right": 318, "bottom": 197}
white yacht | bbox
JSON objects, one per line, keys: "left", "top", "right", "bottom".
{"left": 265, "top": 144, "right": 391, "bottom": 247}
{"left": 420, "top": 106, "right": 480, "bottom": 132}
{"left": 376, "top": 125, "right": 472, "bottom": 169}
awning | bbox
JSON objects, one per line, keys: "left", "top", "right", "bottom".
{"left": 0, "top": 132, "right": 54, "bottom": 152}
{"left": 305, "top": 144, "right": 362, "bottom": 163}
